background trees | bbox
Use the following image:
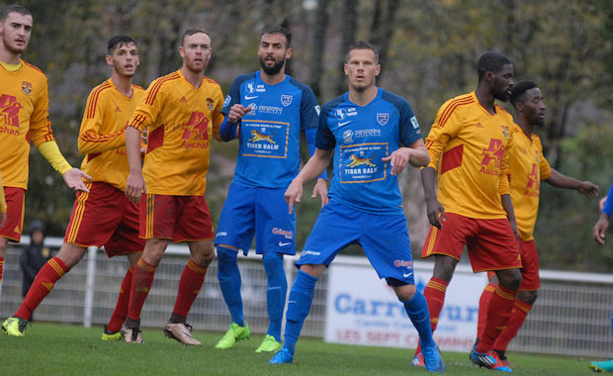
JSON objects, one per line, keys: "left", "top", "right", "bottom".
{"left": 16, "top": 0, "right": 613, "bottom": 271}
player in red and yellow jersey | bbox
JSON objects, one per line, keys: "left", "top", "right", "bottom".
{"left": 121, "top": 28, "right": 223, "bottom": 345}
{"left": 476, "top": 81, "right": 597, "bottom": 368}
{"left": 2, "top": 35, "right": 151, "bottom": 338}
{"left": 0, "top": 5, "right": 90, "bottom": 287}
{"left": 415, "top": 52, "right": 519, "bottom": 372}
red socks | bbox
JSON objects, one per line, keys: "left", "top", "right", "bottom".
{"left": 15, "top": 257, "right": 69, "bottom": 321}
{"left": 493, "top": 299, "right": 532, "bottom": 351}
{"left": 172, "top": 259, "right": 207, "bottom": 318}
{"left": 127, "top": 258, "right": 157, "bottom": 321}
{"left": 106, "top": 267, "right": 134, "bottom": 333}
{"left": 476, "top": 285, "right": 517, "bottom": 353}
{"left": 477, "top": 282, "right": 497, "bottom": 338}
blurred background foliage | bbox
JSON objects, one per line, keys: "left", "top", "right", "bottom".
{"left": 13, "top": 0, "right": 613, "bottom": 271}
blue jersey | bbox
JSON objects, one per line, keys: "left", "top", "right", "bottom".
{"left": 317, "top": 88, "right": 422, "bottom": 215}
{"left": 222, "top": 71, "right": 320, "bottom": 188}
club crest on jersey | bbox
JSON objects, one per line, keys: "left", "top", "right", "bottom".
{"left": 502, "top": 125, "right": 509, "bottom": 139}
{"left": 206, "top": 98, "right": 214, "bottom": 111}
{"left": 246, "top": 82, "right": 256, "bottom": 93}
{"left": 334, "top": 108, "right": 348, "bottom": 120}
{"left": 377, "top": 113, "right": 389, "bottom": 126}
{"left": 281, "top": 94, "right": 293, "bottom": 106}
{"left": 21, "top": 81, "right": 32, "bottom": 95}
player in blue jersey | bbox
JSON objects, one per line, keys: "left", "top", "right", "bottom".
{"left": 215, "top": 25, "right": 328, "bottom": 353}
{"left": 269, "top": 41, "right": 445, "bottom": 372}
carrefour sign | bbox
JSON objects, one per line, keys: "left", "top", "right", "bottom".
{"left": 325, "top": 257, "right": 487, "bottom": 351}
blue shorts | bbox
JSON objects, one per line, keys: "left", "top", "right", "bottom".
{"left": 297, "top": 200, "right": 415, "bottom": 285}
{"left": 215, "top": 183, "right": 296, "bottom": 255}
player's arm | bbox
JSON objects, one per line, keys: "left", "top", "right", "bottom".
{"left": 593, "top": 184, "right": 613, "bottom": 244}
{"left": 501, "top": 193, "right": 519, "bottom": 238}
{"left": 219, "top": 104, "right": 252, "bottom": 141}
{"left": 125, "top": 126, "right": 146, "bottom": 203}
{"left": 77, "top": 91, "right": 126, "bottom": 154}
{"left": 383, "top": 139, "right": 430, "bottom": 175}
{"left": 545, "top": 169, "right": 599, "bottom": 197}
{"left": 304, "top": 127, "right": 328, "bottom": 207}
{"left": 285, "top": 148, "right": 333, "bottom": 214}
{"left": 0, "top": 170, "right": 6, "bottom": 228}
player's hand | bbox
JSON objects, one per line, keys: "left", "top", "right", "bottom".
{"left": 0, "top": 212, "right": 6, "bottom": 228}
{"left": 285, "top": 177, "right": 304, "bottom": 214}
{"left": 579, "top": 181, "right": 599, "bottom": 198}
{"left": 425, "top": 196, "right": 445, "bottom": 229}
{"left": 593, "top": 213, "right": 610, "bottom": 245}
{"left": 311, "top": 178, "right": 329, "bottom": 207}
{"left": 63, "top": 168, "right": 93, "bottom": 192}
{"left": 126, "top": 171, "right": 146, "bottom": 204}
{"left": 228, "top": 104, "right": 253, "bottom": 124}
{"left": 382, "top": 148, "right": 411, "bottom": 176}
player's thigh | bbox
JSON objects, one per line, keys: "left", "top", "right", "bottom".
{"left": 421, "top": 213, "right": 477, "bottom": 260}
{"left": 188, "top": 239, "right": 215, "bottom": 265}
{"left": 0, "top": 187, "right": 25, "bottom": 242}
{"left": 215, "top": 183, "right": 256, "bottom": 252}
{"left": 468, "top": 218, "right": 521, "bottom": 272}
{"left": 361, "top": 213, "right": 415, "bottom": 285}
{"left": 518, "top": 239, "right": 540, "bottom": 290}
{"left": 140, "top": 194, "right": 180, "bottom": 240}
{"left": 104, "top": 198, "right": 145, "bottom": 257}
{"left": 255, "top": 187, "right": 296, "bottom": 255}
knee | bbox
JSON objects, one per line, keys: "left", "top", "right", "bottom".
{"left": 57, "top": 244, "right": 86, "bottom": 268}
{"left": 389, "top": 281, "right": 416, "bottom": 301}
{"left": 432, "top": 255, "right": 457, "bottom": 282}
{"left": 217, "top": 246, "right": 238, "bottom": 265}
{"left": 518, "top": 289, "right": 538, "bottom": 305}
{"left": 262, "top": 252, "right": 283, "bottom": 274}
{"left": 498, "top": 269, "right": 522, "bottom": 291}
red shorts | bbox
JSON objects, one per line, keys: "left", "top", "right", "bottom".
{"left": 0, "top": 187, "right": 25, "bottom": 242}
{"left": 486, "top": 239, "right": 539, "bottom": 290}
{"left": 64, "top": 182, "right": 145, "bottom": 257}
{"left": 421, "top": 213, "right": 522, "bottom": 272}
{"left": 140, "top": 194, "right": 214, "bottom": 242}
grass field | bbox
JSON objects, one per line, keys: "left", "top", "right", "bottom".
{"left": 0, "top": 322, "right": 602, "bottom": 375}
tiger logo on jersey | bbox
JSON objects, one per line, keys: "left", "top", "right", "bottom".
{"left": 248, "top": 130, "right": 275, "bottom": 144}
{"left": 347, "top": 154, "right": 376, "bottom": 168}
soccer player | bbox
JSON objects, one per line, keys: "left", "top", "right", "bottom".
{"left": 2, "top": 35, "right": 147, "bottom": 338}
{"left": 121, "top": 28, "right": 223, "bottom": 345}
{"left": 0, "top": 4, "right": 90, "bottom": 285}
{"left": 475, "top": 81, "right": 598, "bottom": 368}
{"left": 214, "top": 25, "right": 327, "bottom": 353}
{"left": 269, "top": 41, "right": 445, "bottom": 372}
{"left": 415, "top": 51, "right": 520, "bottom": 372}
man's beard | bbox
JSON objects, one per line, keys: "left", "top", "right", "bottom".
{"left": 260, "top": 57, "right": 285, "bottom": 75}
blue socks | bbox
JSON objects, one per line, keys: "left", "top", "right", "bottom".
{"left": 216, "top": 247, "right": 245, "bottom": 326}
{"left": 282, "top": 270, "right": 318, "bottom": 355}
{"left": 404, "top": 289, "right": 435, "bottom": 347}
{"left": 262, "top": 252, "right": 287, "bottom": 342}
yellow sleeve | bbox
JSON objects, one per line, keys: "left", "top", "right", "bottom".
{"left": 536, "top": 137, "right": 552, "bottom": 180}
{"left": 78, "top": 86, "right": 127, "bottom": 154}
{"left": 29, "top": 73, "right": 55, "bottom": 147}
{"left": 0, "top": 171, "right": 6, "bottom": 213}
{"left": 425, "top": 100, "right": 462, "bottom": 170}
{"left": 37, "top": 141, "right": 73, "bottom": 175}
{"left": 497, "top": 125, "right": 512, "bottom": 196}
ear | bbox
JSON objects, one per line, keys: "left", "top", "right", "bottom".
{"left": 285, "top": 47, "right": 292, "bottom": 60}
{"left": 344, "top": 63, "right": 349, "bottom": 76}
{"left": 105, "top": 54, "right": 113, "bottom": 67}
{"left": 515, "top": 102, "right": 524, "bottom": 113}
{"left": 375, "top": 64, "right": 381, "bottom": 77}
{"left": 179, "top": 45, "right": 185, "bottom": 59}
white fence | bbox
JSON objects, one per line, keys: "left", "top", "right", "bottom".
{"left": 1, "top": 237, "right": 613, "bottom": 357}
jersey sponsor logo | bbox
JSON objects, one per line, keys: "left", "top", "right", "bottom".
{"left": 246, "top": 82, "right": 256, "bottom": 93}
{"left": 524, "top": 163, "right": 540, "bottom": 197}
{"left": 215, "top": 231, "right": 228, "bottom": 238}
{"left": 281, "top": 94, "right": 293, "bottom": 106}
{"left": 223, "top": 95, "right": 231, "bottom": 107}
{"left": 480, "top": 138, "right": 504, "bottom": 176}
{"left": 248, "top": 104, "right": 282, "bottom": 115}
{"left": 334, "top": 108, "right": 348, "bottom": 120}
{"left": 21, "top": 81, "right": 32, "bottom": 95}
{"left": 338, "top": 120, "right": 351, "bottom": 127}
{"left": 301, "top": 250, "right": 321, "bottom": 257}
{"left": 0, "top": 94, "right": 23, "bottom": 128}
{"left": 206, "top": 98, "right": 215, "bottom": 111}
{"left": 393, "top": 260, "right": 413, "bottom": 267}
{"left": 376, "top": 113, "right": 389, "bottom": 126}
{"left": 272, "top": 227, "right": 293, "bottom": 239}
{"left": 343, "top": 130, "right": 353, "bottom": 143}
{"left": 248, "top": 129, "right": 276, "bottom": 144}
{"left": 244, "top": 95, "right": 258, "bottom": 100}
{"left": 247, "top": 103, "right": 257, "bottom": 115}
{"left": 181, "top": 112, "right": 210, "bottom": 149}
{"left": 314, "top": 105, "right": 321, "bottom": 115}
{"left": 347, "top": 154, "right": 376, "bottom": 168}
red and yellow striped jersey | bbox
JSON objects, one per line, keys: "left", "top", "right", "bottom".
{"left": 78, "top": 79, "right": 145, "bottom": 191}
{"left": 509, "top": 124, "right": 551, "bottom": 240}
{"left": 0, "top": 60, "right": 55, "bottom": 189}
{"left": 425, "top": 91, "right": 515, "bottom": 219}
{"left": 128, "top": 70, "right": 223, "bottom": 195}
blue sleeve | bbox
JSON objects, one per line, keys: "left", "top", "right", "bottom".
{"left": 398, "top": 101, "right": 422, "bottom": 147}
{"left": 315, "top": 105, "right": 335, "bottom": 150}
{"left": 300, "top": 85, "right": 320, "bottom": 131}
{"left": 222, "top": 75, "right": 248, "bottom": 115}
{"left": 603, "top": 184, "right": 613, "bottom": 216}
{"left": 219, "top": 116, "right": 238, "bottom": 142}
{"left": 305, "top": 127, "right": 327, "bottom": 181}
